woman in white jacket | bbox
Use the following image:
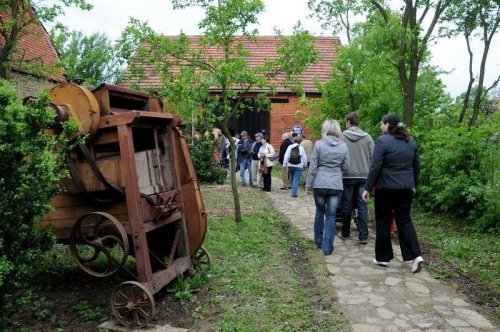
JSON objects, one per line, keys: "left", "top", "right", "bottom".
{"left": 284, "top": 135, "right": 308, "bottom": 197}
{"left": 258, "top": 135, "right": 276, "bottom": 192}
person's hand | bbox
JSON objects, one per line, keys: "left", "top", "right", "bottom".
{"left": 306, "top": 188, "right": 312, "bottom": 194}
{"left": 362, "top": 190, "right": 370, "bottom": 202}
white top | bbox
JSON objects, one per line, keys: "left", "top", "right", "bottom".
{"left": 283, "top": 143, "right": 308, "bottom": 168}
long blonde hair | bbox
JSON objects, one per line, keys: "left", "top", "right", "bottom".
{"left": 321, "top": 119, "right": 343, "bottom": 140}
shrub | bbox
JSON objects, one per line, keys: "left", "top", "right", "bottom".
{"left": 189, "top": 138, "right": 227, "bottom": 184}
{"left": 0, "top": 80, "right": 76, "bottom": 326}
{"left": 418, "top": 112, "right": 499, "bottom": 233}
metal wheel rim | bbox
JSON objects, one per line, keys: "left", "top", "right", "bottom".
{"left": 111, "top": 281, "right": 155, "bottom": 328}
{"left": 70, "top": 212, "right": 129, "bottom": 277}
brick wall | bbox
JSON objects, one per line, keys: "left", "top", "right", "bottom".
{"left": 9, "top": 72, "right": 58, "bottom": 98}
{"left": 269, "top": 94, "right": 319, "bottom": 146}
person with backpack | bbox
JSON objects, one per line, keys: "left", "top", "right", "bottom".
{"left": 284, "top": 135, "right": 307, "bottom": 197}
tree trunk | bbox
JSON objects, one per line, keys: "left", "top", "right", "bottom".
{"left": 221, "top": 123, "right": 242, "bottom": 222}
{"left": 469, "top": 37, "right": 492, "bottom": 127}
{"left": 459, "top": 33, "right": 475, "bottom": 124}
{"left": 0, "top": 30, "right": 18, "bottom": 79}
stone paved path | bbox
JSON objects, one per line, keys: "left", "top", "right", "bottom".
{"left": 265, "top": 178, "right": 497, "bottom": 332}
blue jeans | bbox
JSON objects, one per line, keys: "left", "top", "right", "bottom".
{"left": 288, "top": 166, "right": 303, "bottom": 197}
{"left": 239, "top": 158, "right": 252, "bottom": 185}
{"left": 313, "top": 188, "right": 342, "bottom": 255}
{"left": 341, "top": 178, "right": 368, "bottom": 240}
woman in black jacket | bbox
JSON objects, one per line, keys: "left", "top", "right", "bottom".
{"left": 362, "top": 113, "right": 423, "bottom": 273}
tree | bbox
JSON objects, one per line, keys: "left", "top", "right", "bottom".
{"left": 367, "top": 0, "right": 454, "bottom": 127}
{"left": 0, "top": 0, "right": 92, "bottom": 79}
{"left": 50, "top": 25, "right": 125, "bottom": 88}
{"left": 444, "top": 0, "right": 500, "bottom": 127}
{"left": 123, "top": 0, "right": 318, "bottom": 222}
{"left": 308, "top": 0, "right": 364, "bottom": 113}
{"left": 305, "top": 16, "right": 448, "bottom": 136}
{"left": 0, "top": 79, "right": 78, "bottom": 326}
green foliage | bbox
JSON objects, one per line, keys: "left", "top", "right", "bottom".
{"left": 201, "top": 184, "right": 347, "bottom": 330}
{"left": 304, "top": 15, "right": 449, "bottom": 137}
{"left": 0, "top": 80, "right": 76, "bottom": 327}
{"left": 418, "top": 112, "right": 499, "bottom": 233}
{"left": 168, "top": 272, "right": 209, "bottom": 305}
{"left": 50, "top": 25, "right": 125, "bottom": 88}
{"left": 73, "top": 300, "right": 105, "bottom": 321}
{"left": 190, "top": 139, "right": 228, "bottom": 184}
{"left": 0, "top": 0, "right": 92, "bottom": 79}
{"left": 413, "top": 208, "right": 500, "bottom": 293}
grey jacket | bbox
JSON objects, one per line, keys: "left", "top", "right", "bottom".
{"left": 342, "top": 127, "right": 374, "bottom": 179}
{"left": 306, "top": 136, "right": 350, "bottom": 190}
{"left": 365, "top": 134, "right": 420, "bottom": 191}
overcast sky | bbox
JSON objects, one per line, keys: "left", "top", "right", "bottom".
{"left": 53, "top": 0, "right": 500, "bottom": 97}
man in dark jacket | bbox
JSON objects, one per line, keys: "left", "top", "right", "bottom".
{"left": 278, "top": 132, "right": 293, "bottom": 190}
{"left": 339, "top": 112, "right": 374, "bottom": 244}
{"left": 237, "top": 131, "right": 253, "bottom": 186}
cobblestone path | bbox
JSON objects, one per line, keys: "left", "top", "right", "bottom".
{"left": 265, "top": 178, "right": 496, "bottom": 332}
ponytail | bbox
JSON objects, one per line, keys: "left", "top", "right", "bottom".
{"left": 381, "top": 113, "right": 410, "bottom": 142}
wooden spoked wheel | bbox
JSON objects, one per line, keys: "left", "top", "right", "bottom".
{"left": 191, "top": 246, "right": 212, "bottom": 271}
{"left": 111, "top": 281, "right": 155, "bottom": 328}
{"left": 70, "top": 212, "right": 129, "bottom": 277}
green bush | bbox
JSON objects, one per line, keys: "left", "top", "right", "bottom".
{"left": 0, "top": 80, "right": 76, "bottom": 326}
{"left": 418, "top": 112, "right": 499, "bottom": 233}
{"left": 189, "top": 138, "right": 227, "bottom": 184}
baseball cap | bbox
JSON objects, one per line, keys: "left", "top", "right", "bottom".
{"left": 255, "top": 132, "right": 263, "bottom": 137}
{"left": 240, "top": 130, "right": 248, "bottom": 136}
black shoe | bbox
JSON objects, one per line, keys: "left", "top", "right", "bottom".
{"left": 337, "top": 234, "right": 349, "bottom": 240}
{"left": 359, "top": 239, "right": 368, "bottom": 245}
{"left": 280, "top": 187, "right": 288, "bottom": 190}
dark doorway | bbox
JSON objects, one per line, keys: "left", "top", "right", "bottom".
{"left": 225, "top": 98, "right": 270, "bottom": 138}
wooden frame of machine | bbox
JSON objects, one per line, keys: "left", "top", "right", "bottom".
{"left": 39, "top": 83, "right": 209, "bottom": 328}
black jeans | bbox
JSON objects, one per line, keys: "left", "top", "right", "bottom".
{"left": 341, "top": 178, "right": 368, "bottom": 240}
{"left": 262, "top": 166, "right": 273, "bottom": 191}
{"left": 374, "top": 189, "right": 421, "bottom": 262}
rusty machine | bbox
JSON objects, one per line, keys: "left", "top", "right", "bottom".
{"left": 39, "top": 83, "right": 209, "bottom": 328}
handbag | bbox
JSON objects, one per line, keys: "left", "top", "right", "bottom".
{"left": 259, "top": 158, "right": 268, "bottom": 174}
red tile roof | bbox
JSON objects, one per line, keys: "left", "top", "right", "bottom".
{"left": 122, "top": 35, "right": 340, "bottom": 94}
{"left": 0, "top": 10, "right": 65, "bottom": 82}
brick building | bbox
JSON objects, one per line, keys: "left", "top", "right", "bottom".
{"left": 0, "top": 10, "right": 66, "bottom": 97}
{"left": 122, "top": 36, "right": 340, "bottom": 143}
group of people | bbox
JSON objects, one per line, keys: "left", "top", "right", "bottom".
{"left": 226, "top": 112, "right": 423, "bottom": 273}
{"left": 236, "top": 130, "right": 275, "bottom": 192}
{"left": 305, "top": 112, "right": 423, "bottom": 274}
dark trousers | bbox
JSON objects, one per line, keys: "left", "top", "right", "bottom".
{"left": 262, "top": 166, "right": 273, "bottom": 191}
{"left": 374, "top": 189, "right": 421, "bottom": 262}
{"left": 341, "top": 178, "right": 368, "bottom": 240}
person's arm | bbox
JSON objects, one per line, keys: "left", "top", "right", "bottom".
{"left": 368, "top": 136, "right": 374, "bottom": 163}
{"left": 413, "top": 144, "right": 420, "bottom": 188}
{"left": 267, "top": 145, "right": 276, "bottom": 159}
{"left": 363, "top": 138, "right": 385, "bottom": 201}
{"left": 306, "top": 144, "right": 319, "bottom": 190}
{"left": 341, "top": 147, "right": 350, "bottom": 171}
{"left": 283, "top": 145, "right": 292, "bottom": 167}
{"left": 300, "top": 147, "right": 307, "bottom": 168}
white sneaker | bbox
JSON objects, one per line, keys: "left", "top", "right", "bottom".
{"left": 372, "top": 258, "right": 389, "bottom": 267}
{"left": 412, "top": 256, "right": 424, "bottom": 273}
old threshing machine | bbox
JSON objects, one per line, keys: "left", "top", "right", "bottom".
{"left": 39, "top": 83, "right": 209, "bottom": 327}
